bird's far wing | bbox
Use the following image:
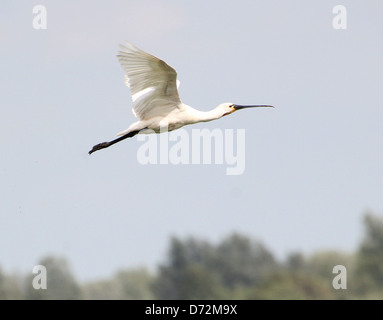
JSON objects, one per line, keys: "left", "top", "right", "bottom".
{"left": 117, "top": 42, "right": 182, "bottom": 120}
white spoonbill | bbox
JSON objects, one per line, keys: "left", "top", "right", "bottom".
{"left": 89, "top": 42, "right": 273, "bottom": 155}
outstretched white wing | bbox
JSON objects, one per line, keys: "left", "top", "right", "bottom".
{"left": 117, "top": 42, "right": 182, "bottom": 121}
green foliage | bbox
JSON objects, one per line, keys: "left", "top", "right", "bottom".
{"left": 215, "top": 234, "right": 277, "bottom": 288}
{"left": 2, "top": 212, "right": 383, "bottom": 299}
{"left": 153, "top": 234, "right": 278, "bottom": 299}
{"left": 24, "top": 256, "right": 81, "bottom": 300}
{"left": 83, "top": 268, "right": 154, "bottom": 299}
{"left": 0, "top": 268, "right": 23, "bottom": 300}
{"left": 152, "top": 237, "right": 223, "bottom": 299}
{"left": 253, "top": 272, "right": 335, "bottom": 300}
{"left": 306, "top": 251, "right": 354, "bottom": 279}
{"left": 355, "top": 214, "right": 383, "bottom": 294}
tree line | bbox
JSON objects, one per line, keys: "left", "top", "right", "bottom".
{"left": 1, "top": 213, "right": 383, "bottom": 299}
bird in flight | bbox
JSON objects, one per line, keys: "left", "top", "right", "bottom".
{"left": 89, "top": 42, "right": 273, "bottom": 155}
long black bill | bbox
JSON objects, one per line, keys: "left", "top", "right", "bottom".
{"left": 233, "top": 104, "right": 274, "bottom": 110}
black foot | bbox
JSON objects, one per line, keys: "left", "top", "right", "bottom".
{"left": 88, "top": 142, "right": 110, "bottom": 155}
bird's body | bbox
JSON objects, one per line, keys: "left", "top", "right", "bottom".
{"left": 89, "top": 42, "right": 273, "bottom": 154}
{"left": 117, "top": 103, "right": 233, "bottom": 135}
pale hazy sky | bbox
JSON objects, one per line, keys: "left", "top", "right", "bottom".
{"left": 1, "top": 1, "right": 383, "bottom": 281}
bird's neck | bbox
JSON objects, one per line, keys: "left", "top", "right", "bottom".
{"left": 184, "top": 105, "right": 223, "bottom": 123}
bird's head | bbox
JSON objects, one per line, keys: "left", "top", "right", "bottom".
{"left": 219, "top": 102, "right": 274, "bottom": 117}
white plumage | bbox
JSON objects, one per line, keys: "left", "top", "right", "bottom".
{"left": 118, "top": 42, "right": 181, "bottom": 121}
{"left": 89, "top": 42, "right": 273, "bottom": 155}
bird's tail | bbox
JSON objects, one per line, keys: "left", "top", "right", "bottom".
{"left": 116, "top": 121, "right": 143, "bottom": 137}
{"left": 116, "top": 128, "right": 131, "bottom": 137}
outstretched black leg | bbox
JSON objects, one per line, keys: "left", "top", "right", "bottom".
{"left": 88, "top": 130, "right": 141, "bottom": 155}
